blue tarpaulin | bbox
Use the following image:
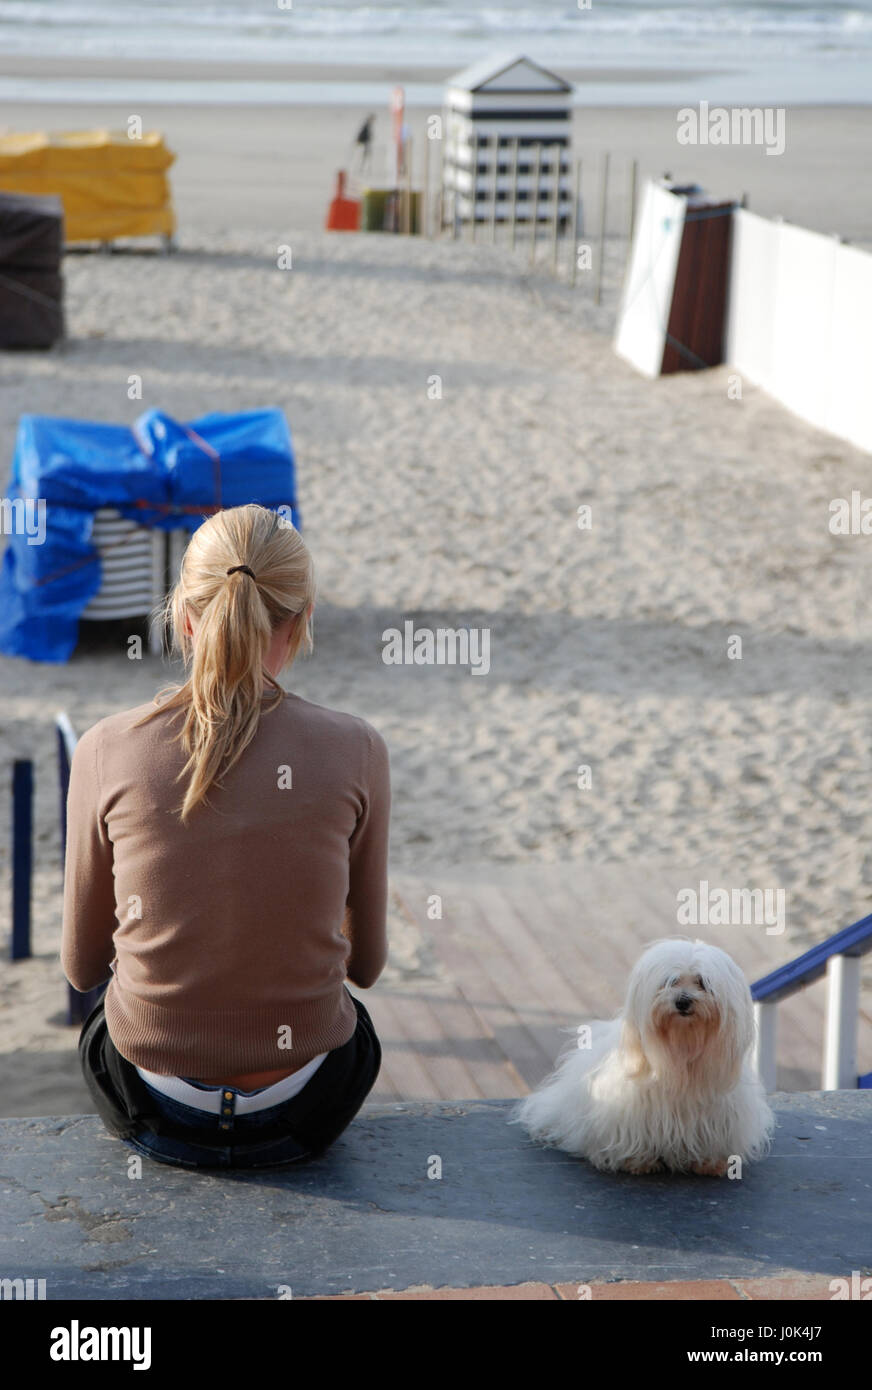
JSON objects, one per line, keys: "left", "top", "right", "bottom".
{"left": 0, "top": 408, "right": 299, "bottom": 663}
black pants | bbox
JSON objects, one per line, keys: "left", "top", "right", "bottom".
{"left": 78, "top": 989, "right": 381, "bottom": 1170}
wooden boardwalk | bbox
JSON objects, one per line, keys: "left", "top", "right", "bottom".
{"left": 358, "top": 860, "right": 872, "bottom": 1101}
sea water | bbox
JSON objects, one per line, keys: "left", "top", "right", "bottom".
{"left": 0, "top": 0, "right": 870, "bottom": 104}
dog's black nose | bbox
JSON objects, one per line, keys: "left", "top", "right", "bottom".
{"left": 675, "top": 994, "right": 693, "bottom": 1014}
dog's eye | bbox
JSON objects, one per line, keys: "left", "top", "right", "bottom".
{"left": 696, "top": 976, "right": 707, "bottom": 991}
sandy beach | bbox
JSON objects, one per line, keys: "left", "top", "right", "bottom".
{"left": 2, "top": 96, "right": 870, "bottom": 244}
{"left": 2, "top": 81, "right": 872, "bottom": 1118}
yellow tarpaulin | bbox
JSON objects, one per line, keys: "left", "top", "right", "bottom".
{"left": 0, "top": 130, "right": 176, "bottom": 243}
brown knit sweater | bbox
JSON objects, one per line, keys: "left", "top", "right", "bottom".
{"left": 61, "top": 691, "right": 390, "bottom": 1075}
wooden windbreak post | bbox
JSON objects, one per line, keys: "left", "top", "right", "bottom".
{"left": 628, "top": 158, "right": 638, "bottom": 243}
{"left": 509, "top": 137, "right": 520, "bottom": 250}
{"left": 396, "top": 143, "right": 405, "bottom": 236}
{"left": 623, "top": 157, "right": 638, "bottom": 284}
{"left": 422, "top": 128, "right": 431, "bottom": 238}
{"left": 451, "top": 164, "right": 459, "bottom": 240}
{"left": 471, "top": 134, "right": 479, "bottom": 241}
{"left": 550, "top": 144, "right": 562, "bottom": 273}
{"left": 569, "top": 156, "right": 581, "bottom": 288}
{"left": 11, "top": 759, "right": 33, "bottom": 961}
{"left": 437, "top": 129, "right": 447, "bottom": 236}
{"left": 401, "top": 134, "right": 413, "bottom": 235}
{"left": 595, "top": 150, "right": 610, "bottom": 305}
{"left": 528, "top": 141, "right": 542, "bottom": 265}
{"left": 489, "top": 134, "right": 499, "bottom": 243}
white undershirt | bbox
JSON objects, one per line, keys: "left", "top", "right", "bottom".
{"left": 135, "top": 1052, "right": 328, "bottom": 1114}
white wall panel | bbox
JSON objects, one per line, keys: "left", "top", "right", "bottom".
{"left": 614, "top": 181, "right": 686, "bottom": 379}
{"left": 726, "top": 210, "right": 872, "bottom": 454}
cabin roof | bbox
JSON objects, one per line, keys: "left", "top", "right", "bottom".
{"left": 446, "top": 53, "right": 573, "bottom": 95}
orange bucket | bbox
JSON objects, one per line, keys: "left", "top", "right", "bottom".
{"left": 326, "top": 170, "right": 360, "bottom": 231}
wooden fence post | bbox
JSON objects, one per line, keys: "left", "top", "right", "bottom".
{"left": 489, "top": 134, "right": 499, "bottom": 242}
{"left": 595, "top": 150, "right": 610, "bottom": 305}
{"left": 550, "top": 143, "right": 562, "bottom": 273}
{"left": 423, "top": 128, "right": 431, "bottom": 238}
{"left": 471, "top": 134, "right": 479, "bottom": 241}
{"left": 569, "top": 157, "right": 581, "bottom": 288}
{"left": 528, "top": 141, "right": 542, "bottom": 265}
{"left": 509, "top": 137, "right": 520, "bottom": 250}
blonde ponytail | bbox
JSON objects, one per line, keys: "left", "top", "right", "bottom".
{"left": 132, "top": 504, "right": 315, "bottom": 823}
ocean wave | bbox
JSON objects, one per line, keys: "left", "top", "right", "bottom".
{"left": 1, "top": 0, "right": 871, "bottom": 65}
{"left": 2, "top": 0, "right": 871, "bottom": 39}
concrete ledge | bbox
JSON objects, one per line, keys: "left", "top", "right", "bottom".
{"left": 1, "top": 1093, "right": 870, "bottom": 1300}
{"left": 300, "top": 1274, "right": 845, "bottom": 1301}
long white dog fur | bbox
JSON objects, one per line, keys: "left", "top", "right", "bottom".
{"left": 513, "top": 938, "right": 774, "bottom": 1175}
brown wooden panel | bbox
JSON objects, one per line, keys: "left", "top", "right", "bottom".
{"left": 662, "top": 199, "right": 734, "bottom": 373}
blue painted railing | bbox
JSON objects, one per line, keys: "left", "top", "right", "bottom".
{"left": 751, "top": 913, "right": 872, "bottom": 1091}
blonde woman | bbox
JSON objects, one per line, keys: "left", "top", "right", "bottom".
{"left": 62, "top": 503, "right": 389, "bottom": 1169}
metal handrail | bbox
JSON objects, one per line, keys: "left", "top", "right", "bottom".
{"left": 751, "top": 913, "right": 872, "bottom": 1092}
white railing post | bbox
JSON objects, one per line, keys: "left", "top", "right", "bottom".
{"left": 822, "top": 953, "right": 860, "bottom": 1090}
{"left": 753, "top": 1000, "right": 777, "bottom": 1091}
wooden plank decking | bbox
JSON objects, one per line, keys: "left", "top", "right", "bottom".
{"left": 360, "top": 860, "right": 872, "bottom": 1101}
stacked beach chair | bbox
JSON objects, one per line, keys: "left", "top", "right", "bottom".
{"left": 79, "top": 508, "right": 167, "bottom": 654}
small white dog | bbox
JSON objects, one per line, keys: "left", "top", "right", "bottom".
{"left": 513, "top": 938, "right": 774, "bottom": 1175}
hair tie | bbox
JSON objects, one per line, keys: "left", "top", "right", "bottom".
{"left": 226, "top": 565, "right": 256, "bottom": 580}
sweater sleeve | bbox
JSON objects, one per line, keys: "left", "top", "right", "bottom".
{"left": 60, "top": 723, "right": 117, "bottom": 992}
{"left": 344, "top": 723, "right": 391, "bottom": 989}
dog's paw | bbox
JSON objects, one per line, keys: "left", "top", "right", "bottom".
{"left": 621, "top": 1157, "right": 664, "bottom": 1175}
{"left": 690, "top": 1158, "right": 729, "bottom": 1177}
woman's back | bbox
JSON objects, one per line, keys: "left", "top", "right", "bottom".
{"left": 62, "top": 690, "right": 390, "bottom": 1081}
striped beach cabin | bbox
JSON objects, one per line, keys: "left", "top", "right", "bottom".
{"left": 442, "top": 54, "right": 573, "bottom": 229}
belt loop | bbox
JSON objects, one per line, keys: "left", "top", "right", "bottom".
{"left": 219, "top": 1088, "right": 236, "bottom": 1131}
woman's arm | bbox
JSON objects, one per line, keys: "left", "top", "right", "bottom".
{"left": 60, "top": 724, "right": 117, "bottom": 992}
{"left": 344, "top": 723, "right": 391, "bottom": 988}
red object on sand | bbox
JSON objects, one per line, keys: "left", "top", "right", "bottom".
{"left": 326, "top": 171, "right": 360, "bottom": 231}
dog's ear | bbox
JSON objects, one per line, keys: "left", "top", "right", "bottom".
{"left": 621, "top": 1019, "right": 651, "bottom": 1079}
